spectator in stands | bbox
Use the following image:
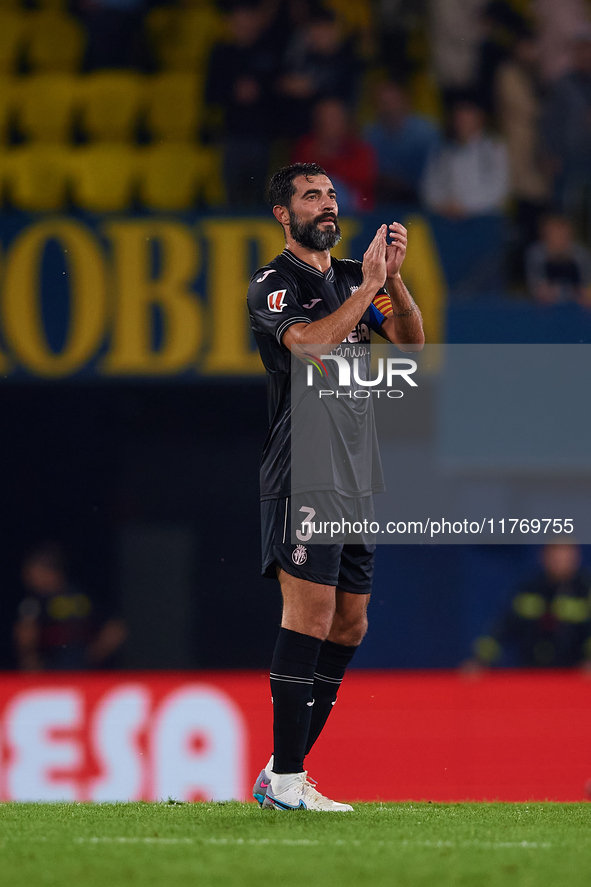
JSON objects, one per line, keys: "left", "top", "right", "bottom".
{"left": 472, "top": 543, "right": 591, "bottom": 668}
{"left": 364, "top": 80, "right": 440, "bottom": 206}
{"left": 291, "top": 98, "right": 377, "bottom": 211}
{"left": 374, "top": 0, "right": 415, "bottom": 83}
{"left": 77, "top": 0, "right": 148, "bottom": 70}
{"left": 420, "top": 98, "right": 509, "bottom": 218}
{"left": 495, "top": 32, "right": 551, "bottom": 281}
{"left": 206, "top": 1, "right": 280, "bottom": 206}
{"left": 525, "top": 214, "right": 591, "bottom": 304}
{"left": 474, "top": 1, "right": 528, "bottom": 113}
{"left": 532, "top": 0, "right": 591, "bottom": 83}
{"left": 277, "top": 6, "right": 361, "bottom": 137}
{"left": 13, "top": 543, "right": 126, "bottom": 671}
{"left": 541, "top": 32, "right": 591, "bottom": 222}
{"left": 428, "top": 0, "right": 487, "bottom": 105}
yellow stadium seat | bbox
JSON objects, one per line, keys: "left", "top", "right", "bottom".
{"left": 26, "top": 11, "right": 86, "bottom": 73}
{"left": 79, "top": 71, "right": 143, "bottom": 142}
{"left": 356, "top": 67, "right": 387, "bottom": 128}
{"left": 70, "top": 143, "right": 137, "bottom": 211}
{"left": 0, "top": 76, "right": 17, "bottom": 144}
{"left": 17, "top": 74, "right": 77, "bottom": 142}
{"left": 138, "top": 142, "right": 224, "bottom": 210}
{"left": 144, "top": 73, "right": 202, "bottom": 142}
{"left": 324, "top": 0, "right": 374, "bottom": 34}
{"left": 146, "top": 5, "right": 225, "bottom": 72}
{"left": 0, "top": 11, "right": 27, "bottom": 75}
{"left": 409, "top": 68, "right": 443, "bottom": 125}
{"left": 5, "top": 144, "right": 69, "bottom": 210}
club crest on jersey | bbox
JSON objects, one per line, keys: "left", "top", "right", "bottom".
{"left": 267, "top": 289, "right": 287, "bottom": 312}
{"left": 292, "top": 544, "right": 308, "bottom": 565}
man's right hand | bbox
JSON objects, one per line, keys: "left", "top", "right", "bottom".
{"left": 362, "top": 225, "right": 388, "bottom": 291}
{"left": 284, "top": 225, "right": 390, "bottom": 351}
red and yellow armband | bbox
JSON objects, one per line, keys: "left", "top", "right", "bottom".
{"left": 372, "top": 293, "right": 393, "bottom": 317}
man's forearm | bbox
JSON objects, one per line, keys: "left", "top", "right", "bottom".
{"left": 286, "top": 280, "right": 381, "bottom": 349}
{"left": 381, "top": 273, "right": 425, "bottom": 346}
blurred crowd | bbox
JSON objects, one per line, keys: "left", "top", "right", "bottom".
{"left": 13, "top": 543, "right": 126, "bottom": 671}
{"left": 472, "top": 543, "right": 591, "bottom": 670}
{"left": 1, "top": 0, "right": 591, "bottom": 294}
{"left": 199, "top": 0, "right": 591, "bottom": 296}
{"left": 197, "top": 0, "right": 591, "bottom": 296}
{"left": 11, "top": 538, "right": 591, "bottom": 672}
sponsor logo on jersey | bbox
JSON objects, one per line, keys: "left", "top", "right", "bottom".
{"left": 257, "top": 269, "right": 276, "bottom": 283}
{"left": 350, "top": 285, "right": 359, "bottom": 294}
{"left": 292, "top": 544, "right": 308, "bottom": 565}
{"left": 342, "top": 323, "right": 370, "bottom": 344}
{"left": 267, "top": 289, "right": 287, "bottom": 312}
{"left": 302, "top": 298, "right": 322, "bottom": 309}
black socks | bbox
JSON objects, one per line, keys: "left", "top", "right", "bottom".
{"left": 305, "top": 639, "right": 358, "bottom": 755}
{"left": 270, "top": 629, "right": 359, "bottom": 773}
{"left": 270, "top": 628, "right": 322, "bottom": 773}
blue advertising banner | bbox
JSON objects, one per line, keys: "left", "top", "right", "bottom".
{"left": 0, "top": 210, "right": 449, "bottom": 380}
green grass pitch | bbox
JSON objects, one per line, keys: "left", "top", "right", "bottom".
{"left": 1, "top": 801, "right": 590, "bottom": 886}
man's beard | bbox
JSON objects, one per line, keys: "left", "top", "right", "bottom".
{"left": 288, "top": 209, "right": 342, "bottom": 251}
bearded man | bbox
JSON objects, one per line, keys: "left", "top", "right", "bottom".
{"left": 247, "top": 162, "right": 424, "bottom": 811}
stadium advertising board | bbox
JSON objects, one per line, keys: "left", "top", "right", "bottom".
{"left": 1, "top": 671, "right": 591, "bottom": 803}
{"left": 0, "top": 213, "right": 445, "bottom": 380}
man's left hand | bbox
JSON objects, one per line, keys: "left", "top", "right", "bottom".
{"left": 385, "top": 222, "right": 407, "bottom": 278}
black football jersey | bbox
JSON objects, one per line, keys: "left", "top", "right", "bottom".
{"left": 247, "top": 248, "right": 389, "bottom": 500}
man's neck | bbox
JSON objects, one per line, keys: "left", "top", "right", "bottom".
{"left": 285, "top": 240, "right": 332, "bottom": 273}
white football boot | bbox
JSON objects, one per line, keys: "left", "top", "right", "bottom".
{"left": 262, "top": 771, "right": 353, "bottom": 812}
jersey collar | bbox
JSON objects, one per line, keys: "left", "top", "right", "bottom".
{"left": 282, "top": 248, "right": 335, "bottom": 282}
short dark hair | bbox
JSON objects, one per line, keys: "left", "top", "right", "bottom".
{"left": 268, "top": 163, "right": 328, "bottom": 208}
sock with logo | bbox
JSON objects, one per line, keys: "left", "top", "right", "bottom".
{"left": 270, "top": 627, "right": 323, "bottom": 774}
{"left": 304, "top": 639, "right": 358, "bottom": 755}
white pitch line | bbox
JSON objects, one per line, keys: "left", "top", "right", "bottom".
{"left": 75, "top": 838, "right": 322, "bottom": 846}
{"left": 71, "top": 837, "right": 553, "bottom": 849}
{"left": 71, "top": 838, "right": 176, "bottom": 846}
{"left": 400, "top": 840, "right": 552, "bottom": 850}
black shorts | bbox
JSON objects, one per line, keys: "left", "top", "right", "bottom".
{"left": 261, "top": 496, "right": 376, "bottom": 594}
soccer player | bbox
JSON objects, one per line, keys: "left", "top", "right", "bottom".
{"left": 247, "top": 162, "right": 424, "bottom": 811}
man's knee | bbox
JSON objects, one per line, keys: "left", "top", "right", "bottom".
{"left": 278, "top": 569, "right": 336, "bottom": 640}
{"left": 329, "top": 611, "right": 368, "bottom": 646}
{"left": 282, "top": 613, "right": 333, "bottom": 641}
{"left": 281, "top": 609, "right": 334, "bottom": 641}
{"left": 281, "top": 597, "right": 334, "bottom": 640}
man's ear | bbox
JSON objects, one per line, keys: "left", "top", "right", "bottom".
{"left": 273, "top": 204, "right": 289, "bottom": 228}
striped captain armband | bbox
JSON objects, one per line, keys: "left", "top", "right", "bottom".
{"left": 372, "top": 293, "right": 393, "bottom": 317}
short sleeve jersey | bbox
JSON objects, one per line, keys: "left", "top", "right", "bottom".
{"left": 17, "top": 585, "right": 96, "bottom": 668}
{"left": 247, "top": 248, "right": 390, "bottom": 500}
